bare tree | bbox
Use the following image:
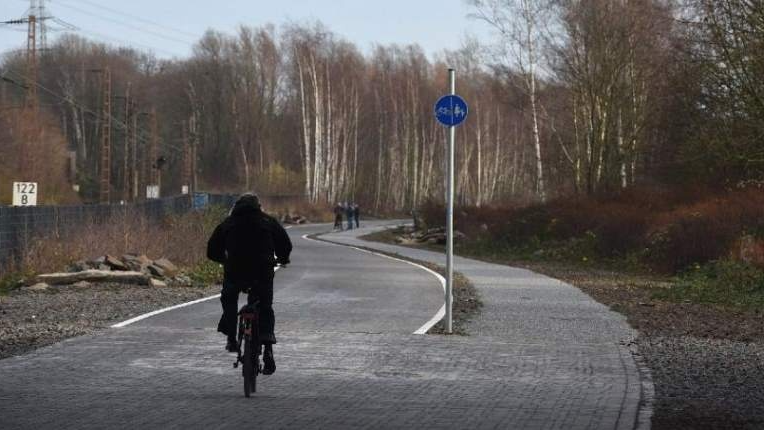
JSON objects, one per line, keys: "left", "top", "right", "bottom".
{"left": 469, "top": 0, "right": 552, "bottom": 202}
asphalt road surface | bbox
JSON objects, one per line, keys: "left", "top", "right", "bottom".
{"left": 0, "top": 222, "right": 647, "bottom": 429}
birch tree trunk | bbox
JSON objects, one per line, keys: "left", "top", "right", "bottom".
{"left": 297, "top": 57, "right": 313, "bottom": 200}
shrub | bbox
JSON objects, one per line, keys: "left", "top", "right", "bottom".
{"left": 590, "top": 203, "right": 652, "bottom": 256}
{"left": 188, "top": 260, "right": 224, "bottom": 285}
{"left": 419, "top": 185, "right": 764, "bottom": 273}
{"left": 421, "top": 193, "right": 654, "bottom": 256}
{"left": 647, "top": 187, "right": 764, "bottom": 272}
{"left": 654, "top": 260, "right": 764, "bottom": 309}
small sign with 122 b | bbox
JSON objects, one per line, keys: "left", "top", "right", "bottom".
{"left": 13, "top": 182, "right": 38, "bottom": 206}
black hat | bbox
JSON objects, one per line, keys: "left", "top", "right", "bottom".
{"left": 234, "top": 193, "right": 261, "bottom": 210}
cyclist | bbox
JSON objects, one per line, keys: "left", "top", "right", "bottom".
{"left": 207, "top": 193, "right": 292, "bottom": 375}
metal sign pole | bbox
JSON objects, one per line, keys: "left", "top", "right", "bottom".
{"left": 434, "top": 69, "right": 467, "bottom": 335}
{"left": 446, "top": 68, "right": 455, "bottom": 334}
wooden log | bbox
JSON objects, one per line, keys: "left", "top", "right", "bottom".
{"left": 36, "top": 270, "right": 150, "bottom": 286}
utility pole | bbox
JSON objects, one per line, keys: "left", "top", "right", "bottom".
{"left": 91, "top": 67, "right": 112, "bottom": 204}
{"left": 1, "top": 10, "right": 38, "bottom": 112}
{"left": 189, "top": 114, "right": 198, "bottom": 193}
{"left": 1, "top": 1, "right": 75, "bottom": 182}
{"left": 101, "top": 67, "right": 112, "bottom": 204}
{"left": 25, "top": 14, "right": 38, "bottom": 113}
{"left": 21, "top": 12, "right": 38, "bottom": 177}
{"left": 122, "top": 83, "right": 131, "bottom": 202}
{"left": 182, "top": 120, "right": 191, "bottom": 194}
{"left": 37, "top": 0, "right": 47, "bottom": 52}
{"left": 3, "top": 1, "right": 74, "bottom": 109}
{"left": 149, "top": 107, "right": 159, "bottom": 198}
{"left": 131, "top": 104, "right": 139, "bottom": 200}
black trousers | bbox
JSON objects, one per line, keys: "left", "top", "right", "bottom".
{"left": 218, "top": 268, "right": 276, "bottom": 344}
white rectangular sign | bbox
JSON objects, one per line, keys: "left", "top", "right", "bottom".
{"left": 146, "top": 185, "right": 160, "bottom": 199}
{"left": 181, "top": 185, "right": 189, "bottom": 195}
{"left": 12, "top": 182, "right": 38, "bottom": 206}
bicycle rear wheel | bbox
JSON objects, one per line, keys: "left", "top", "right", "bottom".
{"left": 243, "top": 337, "right": 254, "bottom": 398}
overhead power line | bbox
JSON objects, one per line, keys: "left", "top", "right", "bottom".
{"left": 61, "top": 0, "right": 199, "bottom": 40}
{"left": 74, "top": 27, "right": 181, "bottom": 57}
{"left": 0, "top": 31, "right": 180, "bottom": 58}
{"left": 54, "top": 0, "right": 196, "bottom": 47}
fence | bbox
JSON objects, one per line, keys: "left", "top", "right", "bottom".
{"left": 0, "top": 192, "right": 308, "bottom": 269}
{"left": 207, "top": 194, "right": 304, "bottom": 210}
{"left": 0, "top": 195, "right": 192, "bottom": 269}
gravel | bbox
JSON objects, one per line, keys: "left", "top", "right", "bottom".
{"left": 0, "top": 283, "right": 219, "bottom": 359}
{"left": 529, "top": 264, "right": 764, "bottom": 429}
{"left": 424, "top": 268, "right": 481, "bottom": 336}
{"left": 639, "top": 336, "right": 764, "bottom": 429}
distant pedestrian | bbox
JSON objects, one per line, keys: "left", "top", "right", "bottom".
{"left": 345, "top": 202, "right": 354, "bottom": 230}
{"left": 353, "top": 203, "right": 360, "bottom": 228}
{"left": 333, "top": 203, "right": 344, "bottom": 230}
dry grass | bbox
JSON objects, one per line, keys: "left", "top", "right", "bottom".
{"left": 6, "top": 206, "right": 227, "bottom": 278}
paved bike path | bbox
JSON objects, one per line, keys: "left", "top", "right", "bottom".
{"left": 322, "top": 221, "right": 649, "bottom": 429}
{"left": 0, "top": 222, "right": 648, "bottom": 429}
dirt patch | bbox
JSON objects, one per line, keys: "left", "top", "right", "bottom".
{"left": 411, "top": 261, "right": 480, "bottom": 336}
{"left": 0, "top": 283, "right": 219, "bottom": 359}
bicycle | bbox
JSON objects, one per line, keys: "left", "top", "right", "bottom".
{"left": 231, "top": 264, "right": 285, "bottom": 397}
{"left": 233, "top": 297, "right": 261, "bottom": 398}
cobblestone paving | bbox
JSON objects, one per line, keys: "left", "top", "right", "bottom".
{"left": 0, "top": 222, "right": 648, "bottom": 429}
{"left": 325, "top": 222, "right": 649, "bottom": 429}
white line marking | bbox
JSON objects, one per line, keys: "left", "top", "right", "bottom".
{"left": 111, "top": 267, "right": 282, "bottom": 328}
{"left": 302, "top": 233, "right": 446, "bottom": 335}
{"left": 111, "top": 294, "right": 221, "bottom": 328}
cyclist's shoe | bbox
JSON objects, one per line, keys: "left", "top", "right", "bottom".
{"left": 226, "top": 338, "right": 238, "bottom": 353}
{"left": 263, "top": 348, "right": 276, "bottom": 375}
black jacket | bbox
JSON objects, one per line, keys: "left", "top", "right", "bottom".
{"left": 207, "top": 205, "right": 292, "bottom": 282}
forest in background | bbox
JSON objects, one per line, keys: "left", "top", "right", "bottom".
{"left": 0, "top": 0, "right": 762, "bottom": 210}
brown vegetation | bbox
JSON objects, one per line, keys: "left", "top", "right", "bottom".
{"left": 5, "top": 206, "right": 226, "bottom": 279}
{"left": 420, "top": 185, "right": 764, "bottom": 274}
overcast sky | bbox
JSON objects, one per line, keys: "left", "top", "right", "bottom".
{"left": 1, "top": 0, "right": 493, "bottom": 59}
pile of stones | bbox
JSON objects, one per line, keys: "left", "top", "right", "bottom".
{"left": 69, "top": 254, "right": 180, "bottom": 279}
{"left": 26, "top": 255, "right": 192, "bottom": 291}
{"left": 280, "top": 214, "right": 308, "bottom": 225}
{"left": 395, "top": 227, "right": 466, "bottom": 245}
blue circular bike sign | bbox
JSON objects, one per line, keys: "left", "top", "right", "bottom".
{"left": 434, "top": 94, "right": 469, "bottom": 127}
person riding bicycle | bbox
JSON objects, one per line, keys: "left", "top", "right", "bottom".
{"left": 207, "top": 193, "right": 292, "bottom": 375}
